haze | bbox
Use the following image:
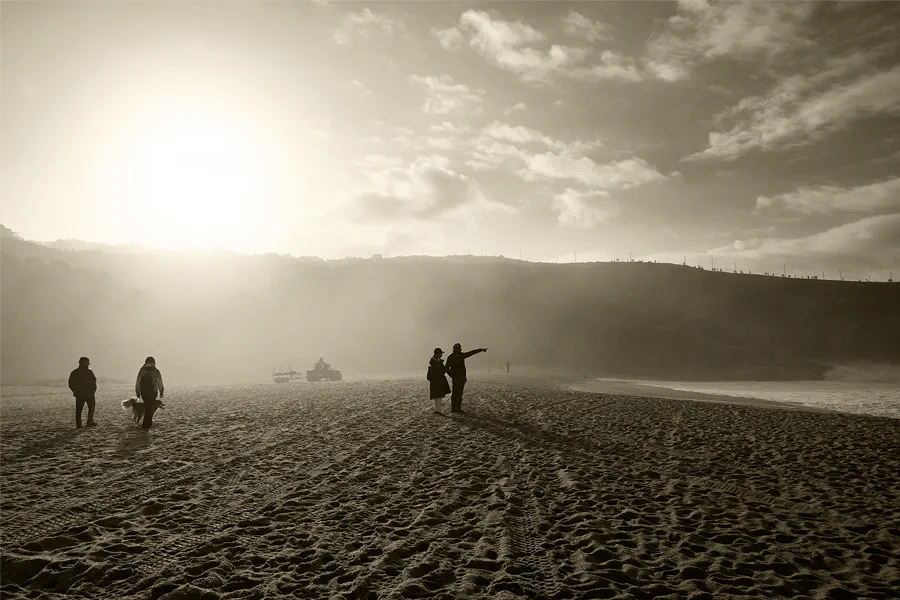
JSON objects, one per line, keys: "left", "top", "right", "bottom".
{"left": 3, "top": 225, "right": 900, "bottom": 386}
{"left": 2, "top": 1, "right": 899, "bottom": 277}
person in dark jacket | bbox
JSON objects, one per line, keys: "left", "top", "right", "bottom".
{"left": 428, "top": 348, "right": 451, "bottom": 414}
{"left": 135, "top": 357, "right": 165, "bottom": 429}
{"left": 445, "top": 343, "right": 487, "bottom": 413}
{"left": 68, "top": 356, "right": 97, "bottom": 428}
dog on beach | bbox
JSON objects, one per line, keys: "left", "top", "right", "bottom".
{"left": 121, "top": 397, "right": 165, "bottom": 426}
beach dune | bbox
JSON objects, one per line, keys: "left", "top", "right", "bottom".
{"left": 1, "top": 377, "right": 898, "bottom": 599}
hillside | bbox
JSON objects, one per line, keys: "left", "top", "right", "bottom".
{"left": 3, "top": 226, "right": 899, "bottom": 386}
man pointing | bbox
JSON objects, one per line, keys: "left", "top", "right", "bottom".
{"left": 445, "top": 343, "right": 487, "bottom": 413}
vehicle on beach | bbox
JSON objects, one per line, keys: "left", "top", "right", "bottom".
{"left": 272, "top": 366, "right": 299, "bottom": 383}
{"left": 306, "top": 358, "right": 342, "bottom": 382}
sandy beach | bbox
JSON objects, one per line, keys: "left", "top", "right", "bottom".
{"left": 2, "top": 376, "right": 899, "bottom": 599}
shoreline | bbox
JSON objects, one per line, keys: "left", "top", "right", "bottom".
{"left": 567, "top": 377, "right": 836, "bottom": 414}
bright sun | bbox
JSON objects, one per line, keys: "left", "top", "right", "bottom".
{"left": 117, "top": 104, "right": 271, "bottom": 251}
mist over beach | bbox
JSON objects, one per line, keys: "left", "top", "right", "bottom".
{"left": 4, "top": 226, "right": 899, "bottom": 388}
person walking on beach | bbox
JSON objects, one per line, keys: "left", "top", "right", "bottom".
{"left": 135, "top": 357, "right": 165, "bottom": 429}
{"left": 427, "top": 347, "right": 451, "bottom": 414}
{"left": 445, "top": 343, "right": 487, "bottom": 413}
{"left": 506, "top": 360, "right": 511, "bottom": 374}
{"left": 68, "top": 356, "right": 97, "bottom": 428}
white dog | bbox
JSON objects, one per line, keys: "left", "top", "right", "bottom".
{"left": 121, "top": 397, "right": 165, "bottom": 426}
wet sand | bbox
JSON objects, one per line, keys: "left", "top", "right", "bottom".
{"left": 2, "top": 377, "right": 899, "bottom": 599}
{"left": 568, "top": 378, "right": 832, "bottom": 412}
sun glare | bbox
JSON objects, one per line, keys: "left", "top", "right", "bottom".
{"left": 116, "top": 104, "right": 271, "bottom": 252}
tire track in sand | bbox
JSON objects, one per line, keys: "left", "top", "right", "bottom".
{"left": 1, "top": 387, "right": 374, "bottom": 551}
{"left": 0, "top": 421, "right": 295, "bottom": 550}
{"left": 102, "top": 393, "right": 426, "bottom": 597}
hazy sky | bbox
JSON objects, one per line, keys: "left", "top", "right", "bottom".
{"left": 2, "top": 1, "right": 899, "bottom": 277}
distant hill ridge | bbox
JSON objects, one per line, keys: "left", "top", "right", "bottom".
{"left": 3, "top": 226, "right": 898, "bottom": 386}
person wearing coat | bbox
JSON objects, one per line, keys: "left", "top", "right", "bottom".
{"left": 445, "top": 343, "right": 488, "bottom": 413}
{"left": 135, "top": 356, "right": 165, "bottom": 429}
{"left": 427, "top": 348, "right": 451, "bottom": 414}
{"left": 68, "top": 356, "right": 97, "bottom": 428}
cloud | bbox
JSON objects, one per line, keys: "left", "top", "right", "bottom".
{"left": 756, "top": 177, "right": 900, "bottom": 216}
{"left": 644, "top": 61, "right": 689, "bottom": 83}
{"left": 571, "top": 51, "right": 643, "bottom": 83}
{"left": 719, "top": 214, "right": 900, "bottom": 276}
{"left": 429, "top": 122, "right": 472, "bottom": 135}
{"left": 359, "top": 154, "right": 404, "bottom": 171}
{"left": 686, "top": 63, "right": 900, "bottom": 161}
{"left": 426, "top": 137, "right": 457, "bottom": 151}
{"left": 462, "top": 12, "right": 582, "bottom": 82}
{"left": 333, "top": 9, "right": 405, "bottom": 44}
{"left": 484, "top": 122, "right": 603, "bottom": 155}
{"left": 408, "top": 74, "right": 485, "bottom": 115}
{"left": 552, "top": 188, "right": 618, "bottom": 228}
{"left": 453, "top": 10, "right": 643, "bottom": 84}
{"left": 466, "top": 139, "right": 530, "bottom": 171}
{"left": 503, "top": 102, "right": 527, "bottom": 116}
{"left": 349, "top": 79, "right": 374, "bottom": 97}
{"left": 562, "top": 10, "right": 611, "bottom": 43}
{"left": 431, "top": 26, "right": 464, "bottom": 51}
{"left": 482, "top": 122, "right": 566, "bottom": 150}
{"left": 300, "top": 117, "right": 333, "bottom": 141}
{"left": 645, "top": 1, "right": 816, "bottom": 81}
{"left": 466, "top": 122, "right": 604, "bottom": 172}
{"left": 386, "top": 120, "right": 473, "bottom": 153}
{"left": 349, "top": 155, "right": 510, "bottom": 221}
{"left": 872, "top": 148, "right": 900, "bottom": 165}
{"left": 522, "top": 155, "right": 668, "bottom": 190}
{"left": 461, "top": 10, "right": 545, "bottom": 51}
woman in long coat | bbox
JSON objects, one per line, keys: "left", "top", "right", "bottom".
{"left": 428, "top": 347, "right": 451, "bottom": 413}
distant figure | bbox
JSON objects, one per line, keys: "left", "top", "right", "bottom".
{"left": 506, "top": 360, "right": 511, "bottom": 374}
{"left": 445, "top": 343, "right": 487, "bottom": 413}
{"left": 135, "top": 357, "right": 165, "bottom": 429}
{"left": 68, "top": 356, "right": 97, "bottom": 428}
{"left": 427, "top": 347, "right": 451, "bottom": 414}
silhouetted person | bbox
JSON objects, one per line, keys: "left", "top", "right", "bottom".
{"left": 68, "top": 356, "right": 97, "bottom": 428}
{"left": 135, "top": 357, "right": 165, "bottom": 429}
{"left": 427, "top": 347, "right": 451, "bottom": 414}
{"left": 506, "top": 360, "right": 511, "bottom": 374}
{"left": 445, "top": 343, "right": 487, "bottom": 413}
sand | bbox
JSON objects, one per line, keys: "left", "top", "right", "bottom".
{"left": 2, "top": 376, "right": 899, "bottom": 599}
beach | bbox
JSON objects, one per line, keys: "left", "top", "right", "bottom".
{"left": 2, "top": 376, "right": 899, "bottom": 599}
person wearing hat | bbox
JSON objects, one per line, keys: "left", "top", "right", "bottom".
{"left": 427, "top": 348, "right": 451, "bottom": 413}
{"left": 445, "top": 343, "right": 487, "bottom": 413}
{"left": 68, "top": 356, "right": 97, "bottom": 428}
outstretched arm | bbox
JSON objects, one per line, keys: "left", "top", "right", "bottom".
{"left": 462, "top": 348, "right": 487, "bottom": 359}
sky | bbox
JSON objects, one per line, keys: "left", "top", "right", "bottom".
{"left": 2, "top": 0, "right": 899, "bottom": 279}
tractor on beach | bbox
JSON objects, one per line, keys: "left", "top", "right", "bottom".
{"left": 306, "top": 358, "right": 342, "bottom": 381}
